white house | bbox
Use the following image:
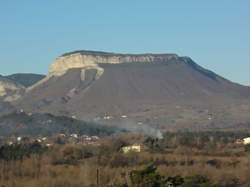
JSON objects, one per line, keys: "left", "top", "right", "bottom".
{"left": 104, "top": 116, "right": 112, "bottom": 120}
{"left": 122, "top": 144, "right": 141, "bottom": 153}
{"left": 70, "top": 134, "right": 78, "bottom": 138}
{"left": 243, "top": 137, "right": 250, "bottom": 145}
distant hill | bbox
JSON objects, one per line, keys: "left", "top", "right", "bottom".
{"left": 5, "top": 73, "right": 45, "bottom": 87}
{"left": 0, "top": 112, "right": 121, "bottom": 137}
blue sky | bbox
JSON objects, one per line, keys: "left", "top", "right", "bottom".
{"left": 0, "top": 0, "right": 249, "bottom": 85}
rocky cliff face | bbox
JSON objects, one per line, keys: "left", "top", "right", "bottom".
{"left": 49, "top": 51, "right": 179, "bottom": 77}
{"left": 0, "top": 78, "right": 24, "bottom": 102}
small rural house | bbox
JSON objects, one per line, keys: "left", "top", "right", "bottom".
{"left": 243, "top": 137, "right": 250, "bottom": 145}
{"left": 122, "top": 144, "right": 141, "bottom": 153}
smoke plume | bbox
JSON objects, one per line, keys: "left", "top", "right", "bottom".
{"left": 120, "top": 119, "right": 163, "bottom": 139}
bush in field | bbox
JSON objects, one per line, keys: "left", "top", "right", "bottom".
{"left": 106, "top": 138, "right": 129, "bottom": 152}
{"left": 143, "top": 137, "right": 164, "bottom": 152}
{"left": 112, "top": 184, "right": 129, "bottom": 187}
{"left": 206, "top": 159, "right": 221, "bottom": 168}
{"left": 244, "top": 144, "right": 250, "bottom": 152}
{"left": 51, "top": 145, "right": 94, "bottom": 165}
{"left": 183, "top": 175, "right": 214, "bottom": 187}
{"left": 130, "top": 164, "right": 165, "bottom": 186}
{"left": 165, "top": 176, "right": 184, "bottom": 186}
{"left": 129, "top": 164, "right": 185, "bottom": 187}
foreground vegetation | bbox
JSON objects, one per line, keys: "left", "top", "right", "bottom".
{"left": 0, "top": 131, "right": 250, "bottom": 187}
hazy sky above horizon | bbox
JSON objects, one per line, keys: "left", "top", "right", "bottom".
{"left": 0, "top": 0, "right": 249, "bottom": 85}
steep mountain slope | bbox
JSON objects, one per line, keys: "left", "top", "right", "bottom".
{"left": 9, "top": 51, "right": 250, "bottom": 130}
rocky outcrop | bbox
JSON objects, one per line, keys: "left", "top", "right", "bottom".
{"left": 49, "top": 51, "right": 179, "bottom": 77}
{"left": 0, "top": 78, "right": 24, "bottom": 102}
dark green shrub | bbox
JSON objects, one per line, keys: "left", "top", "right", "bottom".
{"left": 244, "top": 144, "right": 250, "bottom": 152}
{"left": 183, "top": 175, "right": 213, "bottom": 187}
{"left": 129, "top": 164, "right": 184, "bottom": 187}
{"left": 130, "top": 164, "right": 165, "bottom": 187}
{"left": 0, "top": 142, "right": 48, "bottom": 161}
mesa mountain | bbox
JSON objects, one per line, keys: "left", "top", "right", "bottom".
{"left": 1, "top": 51, "right": 250, "bottom": 130}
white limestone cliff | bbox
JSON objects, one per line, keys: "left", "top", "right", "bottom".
{"left": 49, "top": 52, "right": 178, "bottom": 77}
